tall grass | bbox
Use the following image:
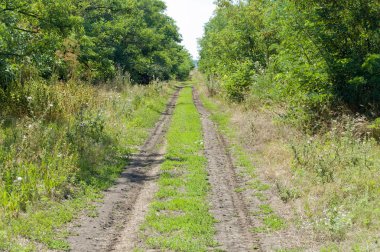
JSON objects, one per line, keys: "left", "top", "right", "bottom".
{"left": 0, "top": 76, "right": 172, "bottom": 249}
{"left": 291, "top": 118, "right": 380, "bottom": 241}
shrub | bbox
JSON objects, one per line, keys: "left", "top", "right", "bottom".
{"left": 222, "top": 61, "right": 254, "bottom": 102}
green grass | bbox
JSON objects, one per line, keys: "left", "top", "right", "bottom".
{"left": 0, "top": 83, "right": 173, "bottom": 251}
{"left": 4, "top": 195, "right": 98, "bottom": 251}
{"left": 259, "top": 204, "right": 274, "bottom": 215}
{"left": 252, "top": 214, "right": 286, "bottom": 233}
{"left": 140, "top": 86, "right": 217, "bottom": 252}
{"left": 251, "top": 204, "right": 286, "bottom": 233}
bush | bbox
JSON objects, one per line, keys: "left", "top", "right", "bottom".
{"left": 368, "top": 117, "right": 380, "bottom": 140}
{"left": 222, "top": 61, "right": 254, "bottom": 102}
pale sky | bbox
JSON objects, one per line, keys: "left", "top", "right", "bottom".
{"left": 163, "top": 0, "right": 216, "bottom": 60}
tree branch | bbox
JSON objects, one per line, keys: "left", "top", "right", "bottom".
{"left": 0, "top": 52, "right": 25, "bottom": 57}
{"left": 11, "top": 26, "right": 39, "bottom": 34}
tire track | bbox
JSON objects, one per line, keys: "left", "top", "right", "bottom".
{"left": 67, "top": 87, "right": 181, "bottom": 252}
{"left": 193, "top": 87, "right": 261, "bottom": 252}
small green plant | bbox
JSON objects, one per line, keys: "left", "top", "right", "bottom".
{"left": 368, "top": 117, "right": 380, "bottom": 140}
{"left": 316, "top": 206, "right": 352, "bottom": 241}
{"left": 275, "top": 182, "right": 300, "bottom": 203}
{"left": 258, "top": 204, "right": 274, "bottom": 215}
{"left": 253, "top": 214, "right": 286, "bottom": 233}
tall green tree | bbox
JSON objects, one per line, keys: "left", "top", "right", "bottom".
{"left": 0, "top": 0, "right": 193, "bottom": 88}
{"left": 199, "top": 0, "right": 380, "bottom": 123}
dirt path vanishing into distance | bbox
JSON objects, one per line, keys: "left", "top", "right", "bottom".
{"left": 67, "top": 87, "right": 181, "bottom": 252}
{"left": 193, "top": 87, "right": 261, "bottom": 252}
{"left": 67, "top": 85, "right": 261, "bottom": 251}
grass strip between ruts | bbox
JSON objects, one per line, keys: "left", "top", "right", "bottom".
{"left": 140, "top": 86, "right": 217, "bottom": 251}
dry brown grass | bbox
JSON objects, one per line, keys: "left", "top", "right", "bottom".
{"left": 195, "top": 78, "right": 320, "bottom": 250}
{"left": 230, "top": 105, "right": 326, "bottom": 250}
{"left": 232, "top": 109, "right": 294, "bottom": 177}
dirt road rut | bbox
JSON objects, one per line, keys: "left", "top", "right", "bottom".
{"left": 193, "top": 88, "right": 261, "bottom": 252}
{"left": 67, "top": 87, "right": 181, "bottom": 252}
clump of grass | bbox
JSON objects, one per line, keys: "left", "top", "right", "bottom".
{"left": 275, "top": 182, "right": 301, "bottom": 203}
{"left": 140, "top": 86, "right": 217, "bottom": 252}
{"left": 259, "top": 204, "right": 274, "bottom": 215}
{"left": 251, "top": 203, "right": 286, "bottom": 233}
{"left": 252, "top": 214, "right": 286, "bottom": 233}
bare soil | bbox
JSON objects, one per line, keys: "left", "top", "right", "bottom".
{"left": 66, "top": 87, "right": 181, "bottom": 252}
{"left": 193, "top": 88, "right": 261, "bottom": 252}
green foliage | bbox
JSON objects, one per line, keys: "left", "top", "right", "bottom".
{"left": 0, "top": 0, "right": 193, "bottom": 87}
{"left": 368, "top": 117, "right": 380, "bottom": 139}
{"left": 199, "top": 0, "right": 380, "bottom": 126}
{"left": 222, "top": 60, "right": 254, "bottom": 102}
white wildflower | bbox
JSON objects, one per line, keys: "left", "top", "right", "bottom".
{"left": 13, "top": 177, "right": 23, "bottom": 183}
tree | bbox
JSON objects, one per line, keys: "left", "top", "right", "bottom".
{"left": 199, "top": 0, "right": 380, "bottom": 121}
{"left": 0, "top": 0, "right": 193, "bottom": 88}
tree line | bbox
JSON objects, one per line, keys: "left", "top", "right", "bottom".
{"left": 0, "top": 0, "right": 193, "bottom": 88}
{"left": 199, "top": 0, "right": 380, "bottom": 128}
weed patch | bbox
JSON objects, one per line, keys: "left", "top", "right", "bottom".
{"left": 0, "top": 81, "right": 172, "bottom": 250}
{"left": 198, "top": 71, "right": 380, "bottom": 249}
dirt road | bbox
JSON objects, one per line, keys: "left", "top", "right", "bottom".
{"left": 67, "top": 86, "right": 260, "bottom": 251}
{"left": 193, "top": 88, "right": 260, "bottom": 251}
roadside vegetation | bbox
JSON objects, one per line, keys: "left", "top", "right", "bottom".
{"left": 200, "top": 1, "right": 379, "bottom": 127}
{"left": 196, "top": 71, "right": 380, "bottom": 250}
{"left": 0, "top": 80, "right": 174, "bottom": 251}
{"left": 198, "top": 0, "right": 380, "bottom": 249}
{"left": 0, "top": 0, "right": 193, "bottom": 250}
{"left": 139, "top": 86, "right": 217, "bottom": 252}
